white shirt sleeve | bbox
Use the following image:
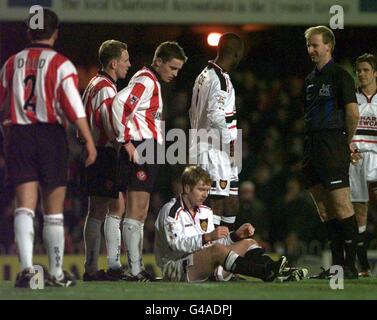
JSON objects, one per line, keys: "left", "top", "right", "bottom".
{"left": 163, "top": 215, "right": 203, "bottom": 254}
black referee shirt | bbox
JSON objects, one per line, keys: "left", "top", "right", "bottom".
{"left": 304, "top": 59, "right": 357, "bottom": 133}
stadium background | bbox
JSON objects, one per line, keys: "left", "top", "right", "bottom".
{"left": 1, "top": 0, "right": 377, "bottom": 282}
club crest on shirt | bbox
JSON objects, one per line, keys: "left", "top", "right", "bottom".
{"left": 200, "top": 218, "right": 208, "bottom": 232}
{"left": 136, "top": 170, "right": 147, "bottom": 181}
{"left": 319, "top": 84, "right": 331, "bottom": 97}
{"left": 219, "top": 180, "right": 228, "bottom": 189}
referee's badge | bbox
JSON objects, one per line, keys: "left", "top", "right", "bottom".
{"left": 200, "top": 218, "right": 208, "bottom": 232}
{"left": 219, "top": 180, "right": 228, "bottom": 190}
{"left": 136, "top": 170, "right": 148, "bottom": 182}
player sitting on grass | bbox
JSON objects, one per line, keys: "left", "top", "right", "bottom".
{"left": 154, "top": 166, "right": 307, "bottom": 282}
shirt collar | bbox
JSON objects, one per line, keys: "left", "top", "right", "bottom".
{"left": 315, "top": 58, "right": 334, "bottom": 74}
{"left": 179, "top": 194, "right": 199, "bottom": 214}
{"left": 207, "top": 60, "right": 227, "bottom": 73}
{"left": 26, "top": 43, "right": 53, "bottom": 49}
{"left": 145, "top": 65, "right": 162, "bottom": 82}
{"left": 98, "top": 70, "right": 116, "bottom": 84}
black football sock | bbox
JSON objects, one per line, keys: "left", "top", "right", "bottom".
{"left": 356, "top": 230, "right": 370, "bottom": 271}
{"left": 325, "top": 219, "right": 344, "bottom": 266}
{"left": 224, "top": 251, "right": 268, "bottom": 280}
{"left": 244, "top": 247, "right": 273, "bottom": 265}
{"left": 339, "top": 215, "right": 358, "bottom": 270}
{"left": 220, "top": 216, "right": 236, "bottom": 232}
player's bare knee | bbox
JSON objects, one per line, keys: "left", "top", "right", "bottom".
{"left": 210, "top": 243, "right": 228, "bottom": 262}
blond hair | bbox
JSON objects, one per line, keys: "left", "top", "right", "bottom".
{"left": 181, "top": 166, "right": 212, "bottom": 189}
{"left": 304, "top": 26, "right": 336, "bottom": 53}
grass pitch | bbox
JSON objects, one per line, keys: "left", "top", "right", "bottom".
{"left": 1, "top": 277, "right": 377, "bottom": 300}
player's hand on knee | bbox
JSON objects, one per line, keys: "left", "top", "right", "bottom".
{"left": 124, "top": 141, "right": 139, "bottom": 163}
{"left": 235, "top": 223, "right": 255, "bottom": 239}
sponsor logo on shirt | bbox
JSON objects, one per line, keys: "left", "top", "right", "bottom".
{"left": 129, "top": 94, "right": 140, "bottom": 105}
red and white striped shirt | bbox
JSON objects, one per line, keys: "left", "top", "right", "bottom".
{"left": 112, "top": 66, "right": 163, "bottom": 144}
{"left": 0, "top": 44, "right": 85, "bottom": 126}
{"left": 82, "top": 71, "right": 117, "bottom": 147}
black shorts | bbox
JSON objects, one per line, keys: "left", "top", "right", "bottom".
{"left": 118, "top": 139, "right": 160, "bottom": 193}
{"left": 302, "top": 130, "right": 350, "bottom": 190}
{"left": 83, "top": 146, "right": 119, "bottom": 198}
{"left": 5, "top": 123, "right": 68, "bottom": 188}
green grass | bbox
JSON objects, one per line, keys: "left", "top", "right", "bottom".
{"left": 1, "top": 278, "right": 377, "bottom": 300}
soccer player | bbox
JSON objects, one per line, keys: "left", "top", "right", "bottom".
{"left": 303, "top": 26, "right": 360, "bottom": 279}
{"left": 0, "top": 8, "right": 97, "bottom": 287}
{"left": 189, "top": 33, "right": 244, "bottom": 232}
{"left": 82, "top": 40, "right": 131, "bottom": 281}
{"left": 349, "top": 53, "right": 377, "bottom": 277}
{"left": 112, "top": 41, "right": 187, "bottom": 281}
{"left": 155, "top": 166, "right": 306, "bottom": 282}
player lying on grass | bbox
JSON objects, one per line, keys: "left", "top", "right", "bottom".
{"left": 154, "top": 166, "right": 307, "bottom": 282}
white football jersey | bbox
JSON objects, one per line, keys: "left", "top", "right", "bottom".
{"left": 189, "top": 61, "right": 237, "bottom": 149}
{"left": 352, "top": 91, "right": 377, "bottom": 153}
{"left": 155, "top": 196, "right": 225, "bottom": 268}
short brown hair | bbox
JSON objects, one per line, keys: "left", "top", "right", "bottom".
{"left": 356, "top": 53, "right": 377, "bottom": 71}
{"left": 153, "top": 41, "right": 188, "bottom": 63}
{"left": 304, "top": 26, "right": 336, "bottom": 52}
{"left": 181, "top": 166, "right": 212, "bottom": 190}
{"left": 98, "top": 40, "right": 128, "bottom": 68}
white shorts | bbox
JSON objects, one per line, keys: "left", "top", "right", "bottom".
{"left": 161, "top": 255, "right": 233, "bottom": 283}
{"left": 349, "top": 151, "right": 377, "bottom": 202}
{"left": 162, "top": 254, "right": 195, "bottom": 282}
{"left": 198, "top": 149, "right": 239, "bottom": 196}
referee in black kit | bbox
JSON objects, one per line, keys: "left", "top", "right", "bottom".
{"left": 303, "top": 26, "right": 360, "bottom": 279}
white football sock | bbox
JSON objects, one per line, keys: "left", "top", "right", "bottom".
{"left": 224, "top": 250, "right": 240, "bottom": 272}
{"left": 43, "top": 214, "right": 64, "bottom": 279}
{"left": 221, "top": 216, "right": 236, "bottom": 224}
{"left": 359, "top": 225, "right": 366, "bottom": 233}
{"left": 104, "top": 214, "right": 122, "bottom": 270}
{"left": 83, "top": 216, "right": 103, "bottom": 274}
{"left": 123, "top": 218, "right": 144, "bottom": 276}
{"left": 14, "top": 207, "right": 35, "bottom": 271}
